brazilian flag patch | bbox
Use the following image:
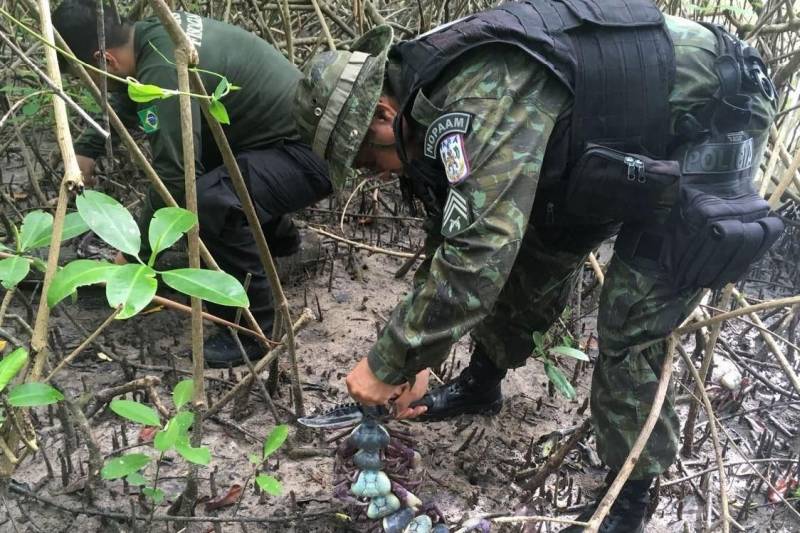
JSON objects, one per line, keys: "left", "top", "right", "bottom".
{"left": 137, "top": 105, "right": 160, "bottom": 133}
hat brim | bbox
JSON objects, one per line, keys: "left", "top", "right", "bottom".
{"left": 327, "top": 26, "right": 394, "bottom": 187}
{"left": 351, "top": 25, "right": 393, "bottom": 58}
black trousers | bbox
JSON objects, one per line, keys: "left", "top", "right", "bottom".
{"left": 195, "top": 142, "right": 331, "bottom": 333}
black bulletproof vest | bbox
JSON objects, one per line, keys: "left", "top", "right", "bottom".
{"left": 390, "top": 0, "right": 676, "bottom": 217}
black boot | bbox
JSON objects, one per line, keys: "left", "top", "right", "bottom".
{"left": 202, "top": 331, "right": 266, "bottom": 368}
{"left": 415, "top": 349, "right": 506, "bottom": 421}
{"left": 561, "top": 476, "right": 653, "bottom": 533}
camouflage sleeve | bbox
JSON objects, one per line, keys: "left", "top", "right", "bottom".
{"left": 73, "top": 93, "right": 137, "bottom": 159}
{"left": 368, "top": 48, "right": 570, "bottom": 384}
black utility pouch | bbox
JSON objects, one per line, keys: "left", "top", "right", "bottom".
{"left": 566, "top": 145, "right": 681, "bottom": 223}
{"left": 664, "top": 186, "right": 784, "bottom": 290}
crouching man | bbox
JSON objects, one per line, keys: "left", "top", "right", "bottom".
{"left": 293, "top": 0, "right": 781, "bottom": 529}
{"left": 53, "top": 0, "right": 332, "bottom": 365}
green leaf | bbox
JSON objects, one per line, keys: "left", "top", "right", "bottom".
{"left": 263, "top": 424, "right": 289, "bottom": 459}
{"left": 208, "top": 99, "right": 230, "bottom": 125}
{"left": 0, "top": 256, "right": 31, "bottom": 289}
{"left": 76, "top": 191, "right": 141, "bottom": 257}
{"left": 0, "top": 347, "right": 28, "bottom": 393}
{"left": 172, "top": 379, "right": 194, "bottom": 410}
{"left": 154, "top": 419, "right": 180, "bottom": 452}
{"left": 212, "top": 77, "right": 230, "bottom": 101}
{"left": 550, "top": 346, "right": 589, "bottom": 362}
{"left": 127, "top": 79, "right": 173, "bottom": 103}
{"left": 106, "top": 264, "right": 157, "bottom": 319}
{"left": 175, "top": 436, "right": 211, "bottom": 465}
{"left": 47, "top": 260, "right": 117, "bottom": 308}
{"left": 248, "top": 453, "right": 262, "bottom": 465}
{"left": 126, "top": 472, "right": 148, "bottom": 486}
{"left": 101, "top": 453, "right": 151, "bottom": 480}
{"left": 173, "top": 410, "right": 195, "bottom": 433}
{"left": 18, "top": 211, "right": 53, "bottom": 252}
{"left": 7, "top": 382, "right": 64, "bottom": 406}
{"left": 147, "top": 207, "right": 196, "bottom": 264}
{"left": 531, "top": 331, "right": 545, "bottom": 351}
{"left": 109, "top": 399, "right": 161, "bottom": 426}
{"left": 21, "top": 100, "right": 40, "bottom": 116}
{"left": 544, "top": 362, "right": 576, "bottom": 401}
{"left": 142, "top": 487, "right": 165, "bottom": 504}
{"left": 27, "top": 212, "right": 90, "bottom": 250}
{"left": 154, "top": 411, "right": 194, "bottom": 452}
{"left": 161, "top": 268, "right": 248, "bottom": 307}
{"left": 255, "top": 474, "right": 282, "bottom": 496}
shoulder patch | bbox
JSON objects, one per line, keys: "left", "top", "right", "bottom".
{"left": 440, "top": 133, "right": 470, "bottom": 184}
{"left": 424, "top": 112, "right": 471, "bottom": 159}
{"left": 137, "top": 106, "right": 160, "bottom": 134}
{"left": 441, "top": 188, "right": 472, "bottom": 238}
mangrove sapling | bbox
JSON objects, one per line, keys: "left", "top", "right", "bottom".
{"left": 235, "top": 423, "right": 289, "bottom": 514}
{"left": 0, "top": 346, "right": 65, "bottom": 465}
{"left": 0, "top": 209, "right": 90, "bottom": 290}
{"left": 47, "top": 190, "right": 249, "bottom": 318}
{"left": 531, "top": 331, "right": 590, "bottom": 400}
{"left": 101, "top": 379, "right": 210, "bottom": 516}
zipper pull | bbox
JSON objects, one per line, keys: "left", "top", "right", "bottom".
{"left": 546, "top": 201, "right": 555, "bottom": 225}
{"left": 625, "top": 156, "right": 636, "bottom": 181}
{"left": 635, "top": 160, "right": 646, "bottom": 183}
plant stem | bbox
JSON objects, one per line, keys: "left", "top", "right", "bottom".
{"left": 45, "top": 306, "right": 121, "bottom": 382}
{"left": 585, "top": 335, "right": 676, "bottom": 533}
{"left": 681, "top": 284, "right": 733, "bottom": 457}
{"left": 149, "top": 0, "right": 204, "bottom": 518}
{"left": 187, "top": 72, "right": 306, "bottom": 418}
{"left": 146, "top": 451, "right": 165, "bottom": 528}
{"left": 675, "top": 346, "right": 731, "bottom": 533}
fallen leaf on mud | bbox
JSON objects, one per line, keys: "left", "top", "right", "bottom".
{"left": 204, "top": 484, "right": 242, "bottom": 511}
{"left": 97, "top": 352, "right": 112, "bottom": 361}
{"left": 0, "top": 340, "right": 6, "bottom": 351}
{"left": 141, "top": 305, "right": 164, "bottom": 315}
{"left": 767, "top": 477, "right": 798, "bottom": 503}
{"left": 138, "top": 426, "right": 158, "bottom": 443}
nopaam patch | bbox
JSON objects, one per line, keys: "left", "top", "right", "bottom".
{"left": 439, "top": 133, "right": 470, "bottom": 184}
{"left": 424, "top": 112, "right": 471, "bottom": 159}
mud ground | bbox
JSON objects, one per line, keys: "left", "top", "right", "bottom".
{"left": 2, "top": 191, "right": 799, "bottom": 532}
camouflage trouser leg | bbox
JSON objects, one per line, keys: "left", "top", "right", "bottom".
{"left": 472, "top": 223, "right": 616, "bottom": 368}
{"left": 593, "top": 255, "right": 703, "bottom": 479}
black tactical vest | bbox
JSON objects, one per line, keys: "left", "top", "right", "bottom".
{"left": 389, "top": 0, "right": 676, "bottom": 217}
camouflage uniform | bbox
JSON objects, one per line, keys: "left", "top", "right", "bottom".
{"left": 297, "top": 16, "right": 775, "bottom": 479}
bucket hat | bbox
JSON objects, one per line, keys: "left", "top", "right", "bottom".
{"left": 294, "top": 25, "right": 394, "bottom": 188}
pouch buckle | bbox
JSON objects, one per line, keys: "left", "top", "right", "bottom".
{"left": 625, "top": 156, "right": 646, "bottom": 183}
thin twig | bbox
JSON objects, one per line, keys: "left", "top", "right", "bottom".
{"left": 585, "top": 335, "right": 676, "bottom": 532}
{"left": 309, "top": 225, "right": 422, "bottom": 258}
{"left": 676, "top": 343, "right": 730, "bottom": 533}
{"left": 44, "top": 306, "right": 121, "bottom": 382}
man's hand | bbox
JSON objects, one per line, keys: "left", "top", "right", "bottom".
{"left": 345, "top": 359, "right": 430, "bottom": 420}
{"left": 345, "top": 357, "right": 402, "bottom": 406}
{"left": 76, "top": 155, "right": 97, "bottom": 188}
{"left": 393, "top": 369, "right": 429, "bottom": 419}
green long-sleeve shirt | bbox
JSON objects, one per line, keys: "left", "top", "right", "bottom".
{"left": 367, "top": 16, "right": 775, "bottom": 385}
{"left": 75, "top": 12, "right": 301, "bottom": 196}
